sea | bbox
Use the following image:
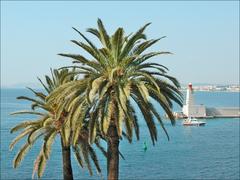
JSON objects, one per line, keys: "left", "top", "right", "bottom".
{"left": 1, "top": 88, "right": 239, "bottom": 180}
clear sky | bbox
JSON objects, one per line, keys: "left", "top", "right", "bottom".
{"left": 1, "top": 1, "right": 239, "bottom": 87}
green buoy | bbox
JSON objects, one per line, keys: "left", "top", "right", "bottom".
{"left": 143, "top": 141, "right": 147, "bottom": 152}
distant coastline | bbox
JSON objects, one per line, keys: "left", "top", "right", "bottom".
{"left": 180, "top": 85, "right": 240, "bottom": 92}
{"left": 1, "top": 84, "right": 240, "bottom": 92}
{"left": 180, "top": 89, "right": 240, "bottom": 93}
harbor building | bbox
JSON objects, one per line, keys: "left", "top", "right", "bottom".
{"left": 176, "top": 83, "right": 240, "bottom": 118}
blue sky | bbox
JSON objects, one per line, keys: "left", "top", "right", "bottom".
{"left": 1, "top": 1, "right": 239, "bottom": 87}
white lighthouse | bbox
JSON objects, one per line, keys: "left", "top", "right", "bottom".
{"left": 186, "top": 83, "right": 194, "bottom": 108}
{"left": 182, "top": 83, "right": 206, "bottom": 118}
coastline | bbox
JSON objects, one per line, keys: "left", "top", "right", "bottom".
{"left": 180, "top": 90, "right": 240, "bottom": 93}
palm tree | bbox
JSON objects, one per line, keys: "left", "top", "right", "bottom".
{"left": 10, "top": 69, "right": 105, "bottom": 179}
{"left": 48, "top": 19, "right": 183, "bottom": 179}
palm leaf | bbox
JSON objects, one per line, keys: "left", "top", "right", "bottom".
{"left": 13, "top": 142, "right": 31, "bottom": 168}
{"left": 10, "top": 120, "right": 42, "bottom": 134}
{"left": 9, "top": 128, "right": 34, "bottom": 150}
{"left": 120, "top": 23, "right": 151, "bottom": 59}
{"left": 37, "top": 153, "right": 47, "bottom": 178}
{"left": 43, "top": 130, "right": 57, "bottom": 159}
{"left": 10, "top": 111, "right": 45, "bottom": 116}
{"left": 97, "top": 18, "right": 111, "bottom": 49}
{"left": 26, "top": 87, "right": 46, "bottom": 100}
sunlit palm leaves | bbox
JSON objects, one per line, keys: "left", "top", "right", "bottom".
{"left": 10, "top": 69, "right": 105, "bottom": 178}
{"left": 49, "top": 19, "right": 183, "bottom": 146}
{"left": 10, "top": 19, "right": 183, "bottom": 180}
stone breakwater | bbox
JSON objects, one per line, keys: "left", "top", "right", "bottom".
{"left": 206, "top": 107, "right": 240, "bottom": 118}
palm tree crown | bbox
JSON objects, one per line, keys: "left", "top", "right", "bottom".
{"left": 50, "top": 19, "right": 183, "bottom": 145}
{"left": 47, "top": 19, "right": 183, "bottom": 180}
{"left": 10, "top": 69, "right": 104, "bottom": 179}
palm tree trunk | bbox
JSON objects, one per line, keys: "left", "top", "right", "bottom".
{"left": 107, "top": 123, "right": 119, "bottom": 180}
{"left": 61, "top": 138, "right": 73, "bottom": 180}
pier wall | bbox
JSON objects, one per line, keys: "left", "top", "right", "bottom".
{"left": 176, "top": 107, "right": 240, "bottom": 118}
{"left": 183, "top": 104, "right": 206, "bottom": 117}
{"left": 206, "top": 107, "right": 240, "bottom": 117}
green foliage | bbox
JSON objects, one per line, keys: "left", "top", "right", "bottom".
{"left": 10, "top": 68, "right": 104, "bottom": 178}
{"left": 10, "top": 19, "right": 183, "bottom": 179}
{"left": 55, "top": 19, "right": 183, "bottom": 146}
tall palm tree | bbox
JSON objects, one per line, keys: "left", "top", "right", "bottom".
{"left": 48, "top": 19, "right": 183, "bottom": 179}
{"left": 10, "top": 69, "right": 105, "bottom": 179}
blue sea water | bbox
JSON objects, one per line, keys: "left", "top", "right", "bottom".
{"left": 1, "top": 89, "right": 239, "bottom": 179}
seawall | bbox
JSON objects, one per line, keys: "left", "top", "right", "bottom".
{"left": 206, "top": 107, "right": 240, "bottom": 118}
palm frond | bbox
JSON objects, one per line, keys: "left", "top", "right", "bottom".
{"left": 10, "top": 120, "right": 42, "bottom": 134}
{"left": 9, "top": 128, "right": 34, "bottom": 150}
{"left": 120, "top": 23, "right": 151, "bottom": 59}
{"left": 131, "top": 93, "right": 157, "bottom": 145}
{"left": 97, "top": 18, "right": 111, "bottom": 49}
{"left": 87, "top": 28, "right": 100, "bottom": 39}
{"left": 43, "top": 130, "right": 57, "bottom": 159}
{"left": 26, "top": 87, "right": 46, "bottom": 100}
{"left": 111, "top": 28, "right": 124, "bottom": 60}
{"left": 133, "top": 37, "right": 166, "bottom": 55}
{"left": 13, "top": 142, "right": 31, "bottom": 168}
{"left": 37, "top": 153, "right": 47, "bottom": 178}
{"left": 10, "top": 111, "right": 45, "bottom": 116}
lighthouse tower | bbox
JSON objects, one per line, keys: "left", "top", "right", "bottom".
{"left": 182, "top": 83, "right": 206, "bottom": 117}
{"left": 186, "top": 83, "right": 194, "bottom": 109}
